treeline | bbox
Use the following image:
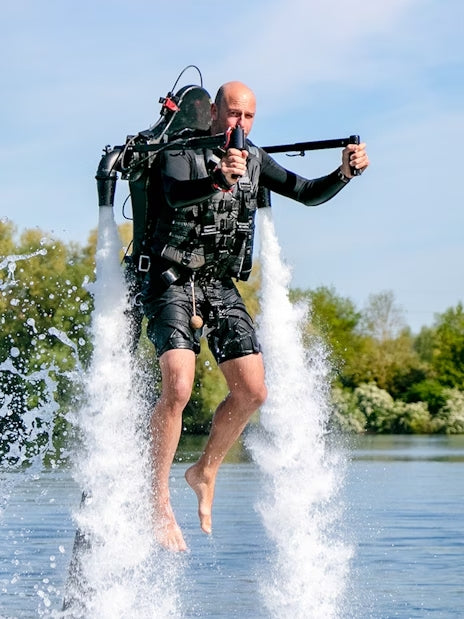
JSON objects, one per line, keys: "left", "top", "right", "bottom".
{"left": 290, "top": 288, "right": 464, "bottom": 434}
{"left": 1, "top": 220, "right": 464, "bottom": 465}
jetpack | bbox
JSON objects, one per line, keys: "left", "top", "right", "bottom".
{"left": 95, "top": 65, "right": 215, "bottom": 346}
{"left": 95, "top": 65, "right": 214, "bottom": 258}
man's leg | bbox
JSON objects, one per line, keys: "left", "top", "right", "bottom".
{"left": 185, "top": 352, "right": 267, "bottom": 534}
{"left": 151, "top": 348, "right": 196, "bottom": 551}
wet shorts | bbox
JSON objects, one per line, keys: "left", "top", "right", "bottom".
{"left": 142, "top": 274, "right": 261, "bottom": 364}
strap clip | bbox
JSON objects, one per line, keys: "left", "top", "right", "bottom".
{"left": 138, "top": 254, "right": 151, "bottom": 272}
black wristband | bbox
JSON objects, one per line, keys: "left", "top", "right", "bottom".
{"left": 337, "top": 167, "right": 351, "bottom": 184}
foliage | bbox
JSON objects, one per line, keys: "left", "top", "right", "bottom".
{"left": 331, "top": 387, "right": 366, "bottom": 433}
{"left": 332, "top": 383, "right": 436, "bottom": 434}
{"left": 183, "top": 342, "right": 228, "bottom": 434}
{"left": 349, "top": 331, "right": 426, "bottom": 397}
{"left": 360, "top": 290, "right": 406, "bottom": 342}
{"left": 353, "top": 382, "right": 400, "bottom": 433}
{"left": 433, "top": 389, "right": 464, "bottom": 434}
{"left": 394, "top": 400, "right": 433, "bottom": 434}
{"left": 430, "top": 303, "right": 464, "bottom": 389}
{"left": 0, "top": 221, "right": 96, "bottom": 464}
{"left": 403, "top": 379, "right": 447, "bottom": 415}
{"left": 290, "top": 285, "right": 363, "bottom": 380}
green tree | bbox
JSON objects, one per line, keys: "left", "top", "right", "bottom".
{"left": 290, "top": 285, "right": 363, "bottom": 384}
{"left": 403, "top": 378, "right": 447, "bottom": 415}
{"left": 360, "top": 290, "right": 406, "bottom": 342}
{"left": 0, "top": 219, "right": 16, "bottom": 257}
{"left": 349, "top": 291, "right": 425, "bottom": 396}
{"left": 431, "top": 303, "right": 464, "bottom": 389}
{"left": 433, "top": 388, "right": 464, "bottom": 434}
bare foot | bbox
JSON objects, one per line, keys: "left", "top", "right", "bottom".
{"left": 185, "top": 464, "right": 215, "bottom": 534}
{"left": 153, "top": 500, "right": 188, "bottom": 552}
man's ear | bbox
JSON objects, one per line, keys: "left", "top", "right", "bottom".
{"left": 211, "top": 102, "right": 218, "bottom": 121}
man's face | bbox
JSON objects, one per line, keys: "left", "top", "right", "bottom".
{"left": 211, "top": 84, "right": 256, "bottom": 137}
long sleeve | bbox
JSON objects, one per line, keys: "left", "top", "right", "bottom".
{"left": 259, "top": 148, "right": 348, "bottom": 206}
{"left": 159, "top": 149, "right": 215, "bottom": 208}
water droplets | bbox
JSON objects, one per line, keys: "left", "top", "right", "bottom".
{"left": 8, "top": 261, "right": 17, "bottom": 279}
{"left": 26, "top": 318, "right": 37, "bottom": 333}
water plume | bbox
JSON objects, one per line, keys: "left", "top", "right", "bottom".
{"left": 63, "top": 206, "right": 182, "bottom": 618}
{"left": 247, "top": 207, "right": 352, "bottom": 619}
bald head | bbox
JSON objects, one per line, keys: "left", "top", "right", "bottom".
{"left": 214, "top": 81, "right": 255, "bottom": 107}
{"left": 211, "top": 81, "right": 256, "bottom": 136}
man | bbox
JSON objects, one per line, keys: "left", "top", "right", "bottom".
{"left": 142, "top": 81, "right": 369, "bottom": 551}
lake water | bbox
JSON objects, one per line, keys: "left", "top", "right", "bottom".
{"left": 1, "top": 435, "right": 463, "bottom": 618}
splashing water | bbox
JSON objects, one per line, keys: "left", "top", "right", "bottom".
{"left": 62, "top": 206, "right": 182, "bottom": 618}
{"left": 247, "top": 208, "right": 352, "bottom": 619}
{"left": 1, "top": 243, "right": 82, "bottom": 470}
{"left": 1, "top": 239, "right": 91, "bottom": 611}
{"left": 0, "top": 248, "right": 48, "bottom": 291}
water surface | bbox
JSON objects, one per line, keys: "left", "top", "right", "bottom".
{"left": 1, "top": 435, "right": 463, "bottom": 618}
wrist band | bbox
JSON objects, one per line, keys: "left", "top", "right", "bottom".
{"left": 337, "top": 167, "right": 351, "bottom": 184}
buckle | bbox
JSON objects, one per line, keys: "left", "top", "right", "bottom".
{"left": 236, "top": 221, "right": 250, "bottom": 233}
{"left": 202, "top": 224, "right": 216, "bottom": 236}
{"left": 238, "top": 178, "right": 251, "bottom": 192}
{"left": 138, "top": 254, "right": 151, "bottom": 272}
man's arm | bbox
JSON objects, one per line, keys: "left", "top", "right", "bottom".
{"left": 160, "top": 150, "right": 216, "bottom": 209}
{"left": 160, "top": 146, "right": 247, "bottom": 209}
{"left": 259, "top": 149, "right": 349, "bottom": 206}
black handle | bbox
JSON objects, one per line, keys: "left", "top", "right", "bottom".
{"left": 349, "top": 134, "right": 361, "bottom": 176}
{"left": 228, "top": 125, "right": 246, "bottom": 150}
{"left": 228, "top": 126, "right": 246, "bottom": 179}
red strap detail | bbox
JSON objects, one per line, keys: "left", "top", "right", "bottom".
{"left": 163, "top": 97, "right": 179, "bottom": 112}
{"left": 211, "top": 181, "right": 232, "bottom": 193}
{"left": 223, "top": 127, "right": 233, "bottom": 149}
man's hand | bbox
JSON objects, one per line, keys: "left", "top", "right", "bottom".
{"left": 219, "top": 148, "right": 248, "bottom": 186}
{"left": 341, "top": 142, "right": 369, "bottom": 178}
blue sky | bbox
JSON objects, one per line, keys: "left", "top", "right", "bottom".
{"left": 2, "top": 0, "right": 463, "bottom": 332}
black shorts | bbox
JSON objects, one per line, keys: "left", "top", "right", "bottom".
{"left": 142, "top": 274, "right": 261, "bottom": 364}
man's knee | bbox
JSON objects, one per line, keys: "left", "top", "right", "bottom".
{"left": 230, "top": 376, "right": 267, "bottom": 410}
{"left": 248, "top": 382, "right": 267, "bottom": 409}
{"left": 161, "top": 377, "right": 193, "bottom": 410}
{"left": 159, "top": 349, "right": 195, "bottom": 410}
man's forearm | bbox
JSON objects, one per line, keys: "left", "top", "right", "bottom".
{"left": 260, "top": 149, "right": 348, "bottom": 206}
{"left": 163, "top": 174, "right": 216, "bottom": 208}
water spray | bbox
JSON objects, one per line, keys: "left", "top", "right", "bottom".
{"left": 247, "top": 207, "right": 352, "bottom": 619}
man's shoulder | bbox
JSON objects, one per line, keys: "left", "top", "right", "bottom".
{"left": 246, "top": 139, "right": 263, "bottom": 161}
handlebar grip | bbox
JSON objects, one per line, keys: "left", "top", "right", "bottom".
{"left": 228, "top": 126, "right": 246, "bottom": 179}
{"left": 228, "top": 126, "right": 246, "bottom": 150}
{"left": 349, "top": 134, "right": 362, "bottom": 176}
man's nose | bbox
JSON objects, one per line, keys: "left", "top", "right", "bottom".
{"left": 236, "top": 114, "right": 245, "bottom": 127}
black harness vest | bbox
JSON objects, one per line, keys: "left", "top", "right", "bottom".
{"left": 150, "top": 146, "right": 261, "bottom": 281}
